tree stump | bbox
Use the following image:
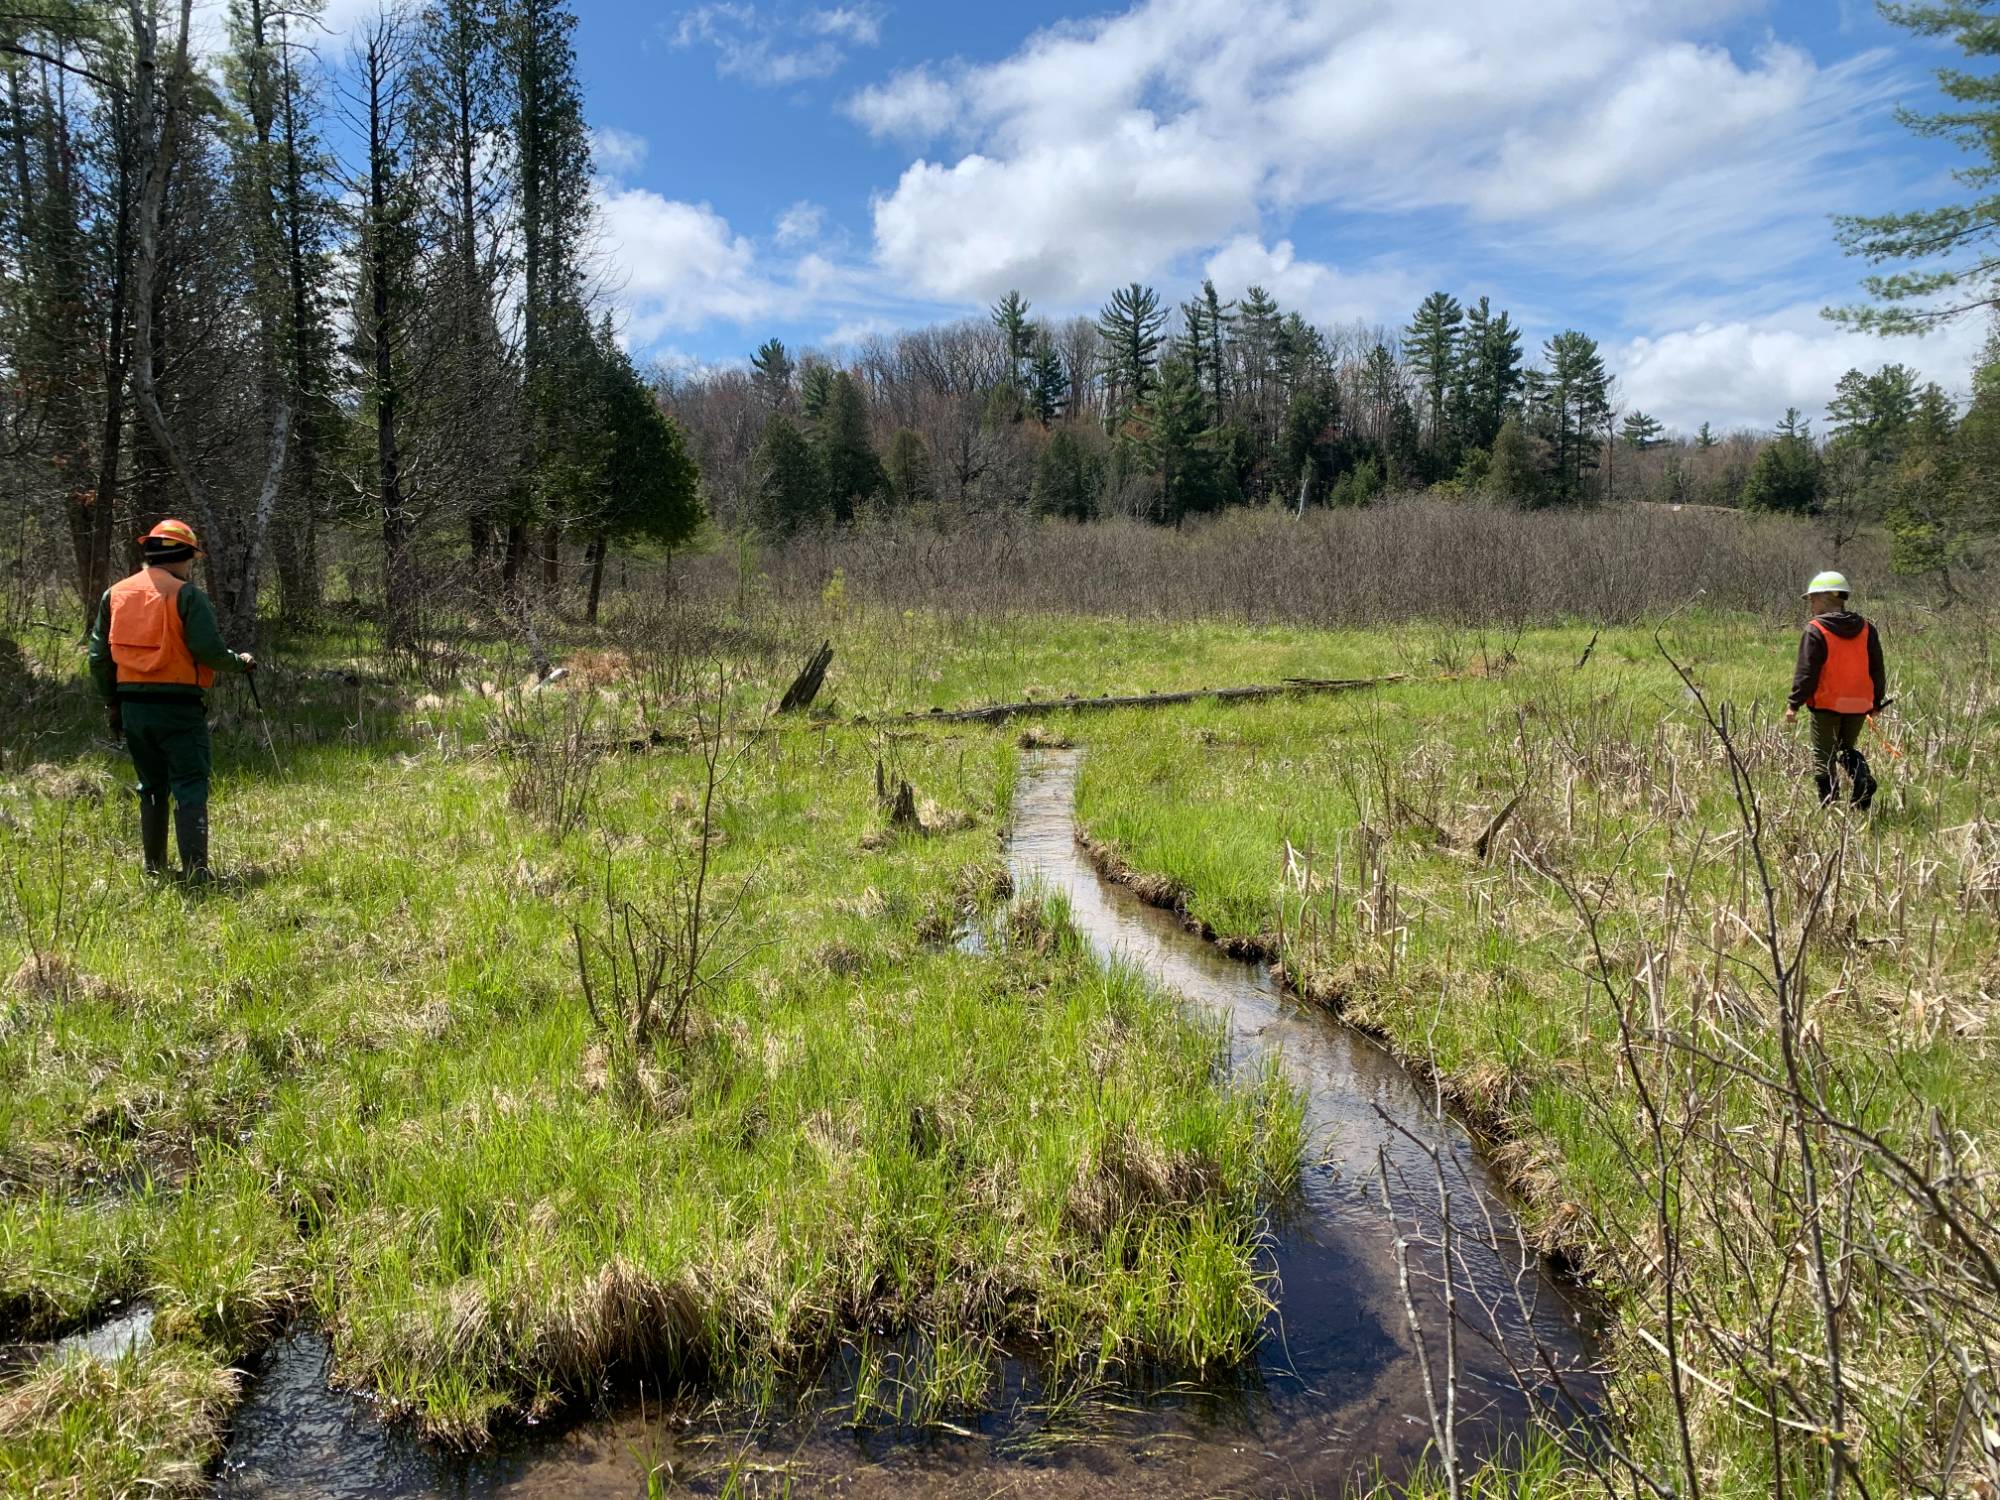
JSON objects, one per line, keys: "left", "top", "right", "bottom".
{"left": 777, "top": 640, "right": 834, "bottom": 713}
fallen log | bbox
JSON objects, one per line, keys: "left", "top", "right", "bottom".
{"left": 867, "top": 673, "right": 1405, "bottom": 726}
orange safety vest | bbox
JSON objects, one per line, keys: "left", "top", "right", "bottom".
{"left": 1807, "top": 617, "right": 1874, "bottom": 715}
{"left": 108, "top": 567, "right": 214, "bottom": 690}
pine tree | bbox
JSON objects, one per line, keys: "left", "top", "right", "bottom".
{"left": 1829, "top": 3, "right": 2000, "bottom": 333}
{"left": 884, "top": 427, "right": 931, "bottom": 507}
{"left": 504, "top": 0, "right": 593, "bottom": 589}
{"left": 1828, "top": 364, "right": 1918, "bottom": 459}
{"left": 751, "top": 338, "right": 794, "bottom": 408}
{"left": 816, "top": 370, "right": 884, "bottom": 521}
{"left": 752, "top": 415, "right": 829, "bottom": 537}
{"left": 1696, "top": 421, "right": 1718, "bottom": 449}
{"left": 1028, "top": 326, "right": 1066, "bottom": 426}
{"left": 991, "top": 288, "right": 1030, "bottom": 394}
{"left": 1096, "top": 282, "right": 1165, "bottom": 427}
{"left": 1280, "top": 379, "right": 1342, "bottom": 508}
{"left": 1485, "top": 416, "right": 1542, "bottom": 505}
{"left": 1145, "top": 353, "right": 1233, "bottom": 525}
{"left": 800, "top": 362, "right": 834, "bottom": 423}
{"left": 1536, "top": 330, "right": 1612, "bottom": 502}
{"left": 1404, "top": 291, "right": 1463, "bottom": 464}
{"left": 1621, "top": 410, "right": 1664, "bottom": 449}
{"left": 1200, "top": 278, "right": 1231, "bottom": 414}
{"left": 1741, "top": 412, "right": 1821, "bottom": 514}
{"left": 1031, "top": 428, "right": 1104, "bottom": 520}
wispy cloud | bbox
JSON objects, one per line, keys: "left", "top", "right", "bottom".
{"left": 671, "top": 2, "right": 884, "bottom": 88}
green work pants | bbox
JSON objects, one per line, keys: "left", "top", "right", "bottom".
{"left": 1808, "top": 710, "right": 1865, "bottom": 774}
{"left": 121, "top": 699, "right": 212, "bottom": 809}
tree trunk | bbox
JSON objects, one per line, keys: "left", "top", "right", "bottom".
{"left": 366, "top": 26, "right": 409, "bottom": 650}
{"left": 540, "top": 522, "right": 559, "bottom": 593}
{"left": 502, "top": 523, "right": 526, "bottom": 588}
{"left": 585, "top": 531, "right": 607, "bottom": 624}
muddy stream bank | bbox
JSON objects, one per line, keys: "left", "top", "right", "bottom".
{"left": 212, "top": 749, "right": 1598, "bottom": 1497}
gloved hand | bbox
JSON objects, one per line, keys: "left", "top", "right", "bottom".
{"left": 107, "top": 702, "right": 123, "bottom": 742}
{"left": 237, "top": 651, "right": 256, "bottom": 673}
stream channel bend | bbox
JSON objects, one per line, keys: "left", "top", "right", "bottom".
{"left": 216, "top": 748, "right": 1599, "bottom": 1497}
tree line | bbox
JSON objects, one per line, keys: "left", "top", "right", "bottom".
{"left": 2, "top": 0, "right": 700, "bottom": 649}
{"left": 666, "top": 282, "right": 1644, "bottom": 537}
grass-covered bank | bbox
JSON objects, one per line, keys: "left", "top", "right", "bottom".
{"left": 0, "top": 622, "right": 1301, "bottom": 1492}
{"left": 1068, "top": 608, "right": 2000, "bottom": 1495}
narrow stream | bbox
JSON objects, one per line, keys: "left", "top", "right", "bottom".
{"left": 214, "top": 749, "right": 1597, "bottom": 1497}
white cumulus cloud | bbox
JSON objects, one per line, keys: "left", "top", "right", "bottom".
{"left": 1614, "top": 306, "right": 1988, "bottom": 435}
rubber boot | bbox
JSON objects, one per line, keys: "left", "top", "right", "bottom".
{"left": 1842, "top": 749, "right": 1877, "bottom": 811}
{"left": 174, "top": 803, "right": 211, "bottom": 886}
{"left": 139, "top": 794, "right": 170, "bottom": 876}
{"left": 1814, "top": 771, "right": 1836, "bottom": 807}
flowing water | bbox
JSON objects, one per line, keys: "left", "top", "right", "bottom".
{"left": 212, "top": 749, "right": 1597, "bottom": 1497}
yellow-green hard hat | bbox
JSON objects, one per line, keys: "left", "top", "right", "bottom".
{"left": 1804, "top": 570, "right": 1851, "bottom": 597}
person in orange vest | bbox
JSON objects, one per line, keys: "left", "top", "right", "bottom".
{"left": 85, "top": 520, "right": 255, "bottom": 881}
{"left": 1784, "top": 569, "right": 1886, "bottom": 810}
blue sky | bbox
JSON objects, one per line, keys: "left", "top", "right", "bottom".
{"left": 316, "top": 0, "right": 1988, "bottom": 434}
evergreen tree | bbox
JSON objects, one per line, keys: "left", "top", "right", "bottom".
{"left": 1535, "top": 330, "right": 1612, "bottom": 502}
{"left": 1621, "top": 410, "right": 1664, "bottom": 448}
{"left": 1031, "top": 428, "right": 1104, "bottom": 520}
{"left": 1829, "top": 2, "right": 2000, "bottom": 333}
{"left": 1696, "top": 421, "right": 1718, "bottom": 449}
{"left": 1404, "top": 291, "right": 1463, "bottom": 463}
{"left": 1741, "top": 413, "right": 1821, "bottom": 515}
{"left": 1828, "top": 364, "right": 1918, "bottom": 458}
{"left": 1096, "top": 282, "right": 1166, "bottom": 426}
{"left": 752, "top": 415, "right": 828, "bottom": 537}
{"left": 816, "top": 370, "right": 884, "bottom": 521}
{"left": 884, "top": 427, "right": 931, "bottom": 507}
{"left": 991, "top": 288, "right": 1030, "bottom": 394}
{"left": 1028, "top": 326, "right": 1066, "bottom": 426}
{"left": 1485, "top": 416, "right": 1542, "bottom": 505}
{"left": 1199, "top": 278, "right": 1231, "bottom": 414}
{"left": 1146, "top": 354, "right": 1235, "bottom": 524}
{"left": 800, "top": 362, "right": 834, "bottom": 423}
{"left": 505, "top": 0, "right": 593, "bottom": 589}
{"left": 1280, "top": 379, "right": 1343, "bottom": 507}
{"left": 750, "top": 337, "right": 794, "bottom": 408}
{"left": 1458, "top": 297, "right": 1524, "bottom": 450}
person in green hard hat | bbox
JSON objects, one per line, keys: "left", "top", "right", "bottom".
{"left": 1784, "top": 569, "right": 1886, "bottom": 810}
{"left": 86, "top": 519, "right": 256, "bottom": 882}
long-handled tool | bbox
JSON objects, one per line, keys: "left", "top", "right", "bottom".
{"left": 244, "top": 668, "right": 283, "bottom": 774}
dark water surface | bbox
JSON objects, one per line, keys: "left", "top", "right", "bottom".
{"left": 212, "top": 750, "right": 1597, "bottom": 1497}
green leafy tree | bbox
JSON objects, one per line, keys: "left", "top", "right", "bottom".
{"left": 1621, "top": 410, "right": 1664, "bottom": 448}
{"left": 1096, "top": 282, "right": 1166, "bottom": 426}
{"left": 1030, "top": 427, "right": 1104, "bottom": 520}
{"left": 751, "top": 415, "right": 828, "bottom": 537}
{"left": 1828, "top": 2, "right": 2000, "bottom": 333}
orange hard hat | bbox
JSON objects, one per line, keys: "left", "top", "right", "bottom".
{"left": 138, "top": 518, "right": 202, "bottom": 554}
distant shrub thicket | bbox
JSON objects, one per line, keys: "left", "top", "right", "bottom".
{"left": 688, "top": 500, "right": 1883, "bottom": 628}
